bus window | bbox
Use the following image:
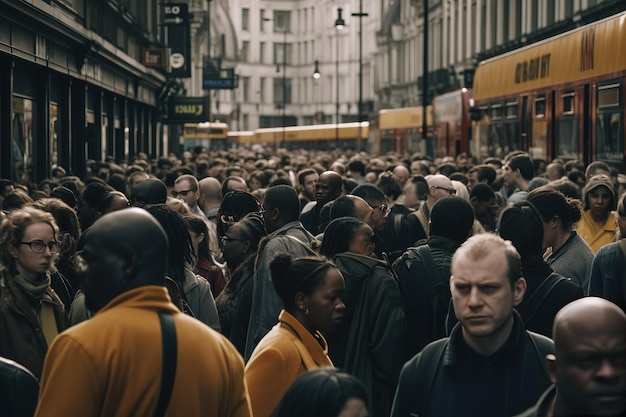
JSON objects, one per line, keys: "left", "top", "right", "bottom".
{"left": 557, "top": 117, "right": 578, "bottom": 159}
{"left": 535, "top": 96, "right": 546, "bottom": 117}
{"left": 505, "top": 102, "right": 519, "bottom": 153}
{"left": 532, "top": 120, "right": 548, "bottom": 161}
{"left": 596, "top": 84, "right": 622, "bottom": 163}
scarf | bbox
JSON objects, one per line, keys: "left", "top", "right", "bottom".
{"left": 12, "top": 273, "right": 51, "bottom": 300}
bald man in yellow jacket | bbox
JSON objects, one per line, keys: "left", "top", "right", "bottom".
{"left": 35, "top": 208, "right": 251, "bottom": 417}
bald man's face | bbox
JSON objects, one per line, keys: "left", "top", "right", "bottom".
{"left": 551, "top": 313, "right": 626, "bottom": 416}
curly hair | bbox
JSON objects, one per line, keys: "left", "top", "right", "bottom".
{"left": 0, "top": 207, "right": 60, "bottom": 274}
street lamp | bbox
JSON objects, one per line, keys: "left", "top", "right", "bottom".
{"left": 335, "top": 8, "right": 345, "bottom": 148}
{"left": 281, "top": 26, "right": 287, "bottom": 149}
{"left": 313, "top": 60, "right": 320, "bottom": 79}
{"left": 352, "top": 1, "right": 368, "bottom": 152}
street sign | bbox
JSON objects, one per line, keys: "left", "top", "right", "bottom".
{"left": 163, "top": 3, "right": 191, "bottom": 78}
{"left": 167, "top": 96, "right": 209, "bottom": 122}
{"left": 142, "top": 48, "right": 166, "bottom": 69}
{"left": 203, "top": 76, "right": 238, "bottom": 90}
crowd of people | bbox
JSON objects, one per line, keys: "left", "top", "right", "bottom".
{"left": 0, "top": 145, "right": 625, "bottom": 417}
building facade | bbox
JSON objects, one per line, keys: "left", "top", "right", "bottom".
{"left": 213, "top": 0, "right": 625, "bottom": 132}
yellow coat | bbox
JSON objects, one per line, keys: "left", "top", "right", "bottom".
{"left": 245, "top": 310, "right": 334, "bottom": 417}
{"left": 577, "top": 210, "right": 617, "bottom": 253}
{"left": 35, "top": 286, "right": 251, "bottom": 417}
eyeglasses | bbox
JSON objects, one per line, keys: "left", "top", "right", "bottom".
{"left": 432, "top": 186, "right": 456, "bottom": 195}
{"left": 220, "top": 235, "right": 246, "bottom": 245}
{"left": 171, "top": 189, "right": 195, "bottom": 198}
{"left": 20, "top": 240, "right": 60, "bottom": 254}
{"left": 371, "top": 204, "right": 391, "bottom": 215}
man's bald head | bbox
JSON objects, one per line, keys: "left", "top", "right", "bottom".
{"left": 393, "top": 165, "right": 410, "bottom": 186}
{"left": 347, "top": 195, "right": 375, "bottom": 229}
{"left": 316, "top": 171, "right": 343, "bottom": 205}
{"left": 199, "top": 177, "right": 222, "bottom": 203}
{"left": 549, "top": 297, "right": 626, "bottom": 417}
{"left": 80, "top": 208, "right": 169, "bottom": 311}
{"left": 131, "top": 178, "right": 167, "bottom": 207}
{"left": 426, "top": 174, "right": 456, "bottom": 206}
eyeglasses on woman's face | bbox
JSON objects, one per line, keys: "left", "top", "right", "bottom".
{"left": 20, "top": 240, "right": 60, "bottom": 254}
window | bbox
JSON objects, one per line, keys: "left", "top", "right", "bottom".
{"left": 260, "top": 42, "right": 265, "bottom": 64}
{"left": 490, "top": 104, "right": 503, "bottom": 120}
{"left": 260, "top": 9, "right": 268, "bottom": 32}
{"left": 240, "top": 41, "right": 249, "bottom": 62}
{"left": 273, "top": 78, "right": 292, "bottom": 104}
{"left": 242, "top": 77, "right": 250, "bottom": 101}
{"left": 273, "top": 43, "right": 292, "bottom": 65}
{"left": 242, "top": 8, "right": 249, "bottom": 31}
{"left": 506, "top": 102, "right": 518, "bottom": 119}
{"left": 274, "top": 10, "right": 291, "bottom": 33}
{"left": 563, "top": 92, "right": 574, "bottom": 114}
{"left": 535, "top": 96, "right": 546, "bottom": 117}
{"left": 259, "top": 77, "right": 266, "bottom": 103}
{"left": 596, "top": 83, "right": 623, "bottom": 162}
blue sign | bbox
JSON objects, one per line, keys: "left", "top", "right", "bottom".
{"left": 203, "top": 77, "right": 238, "bottom": 90}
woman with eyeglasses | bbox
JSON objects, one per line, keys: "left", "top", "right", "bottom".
{"left": 215, "top": 214, "right": 267, "bottom": 355}
{"left": 0, "top": 206, "right": 68, "bottom": 378}
{"left": 184, "top": 214, "right": 226, "bottom": 299}
{"left": 216, "top": 191, "right": 261, "bottom": 262}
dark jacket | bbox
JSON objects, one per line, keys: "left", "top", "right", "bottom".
{"left": 376, "top": 205, "right": 426, "bottom": 261}
{"left": 0, "top": 274, "right": 68, "bottom": 378}
{"left": 391, "top": 310, "right": 554, "bottom": 417}
{"left": 332, "top": 252, "right": 407, "bottom": 417}
{"left": 215, "top": 252, "right": 256, "bottom": 356}
{"left": 0, "top": 356, "right": 39, "bottom": 417}
{"left": 393, "top": 235, "right": 459, "bottom": 357}
{"left": 589, "top": 241, "right": 626, "bottom": 310}
{"left": 516, "top": 259, "right": 583, "bottom": 337}
{"left": 513, "top": 385, "right": 556, "bottom": 417}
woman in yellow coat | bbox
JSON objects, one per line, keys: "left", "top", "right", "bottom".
{"left": 577, "top": 174, "right": 618, "bottom": 253}
{"left": 245, "top": 254, "right": 346, "bottom": 417}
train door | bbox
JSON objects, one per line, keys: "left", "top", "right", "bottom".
{"left": 530, "top": 93, "right": 550, "bottom": 162}
{"left": 594, "top": 80, "right": 623, "bottom": 171}
{"left": 555, "top": 86, "right": 584, "bottom": 164}
{"left": 436, "top": 121, "right": 449, "bottom": 157}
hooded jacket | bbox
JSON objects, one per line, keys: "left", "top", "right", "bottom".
{"left": 332, "top": 252, "right": 407, "bottom": 417}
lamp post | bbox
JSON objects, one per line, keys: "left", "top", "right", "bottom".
{"left": 281, "top": 26, "right": 287, "bottom": 149}
{"left": 352, "top": 1, "right": 368, "bottom": 152}
{"left": 422, "top": 0, "right": 429, "bottom": 147}
{"left": 335, "top": 8, "right": 345, "bottom": 148}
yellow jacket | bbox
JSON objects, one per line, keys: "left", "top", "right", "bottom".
{"left": 245, "top": 310, "right": 333, "bottom": 417}
{"left": 577, "top": 210, "right": 617, "bottom": 253}
{"left": 35, "top": 286, "right": 251, "bottom": 417}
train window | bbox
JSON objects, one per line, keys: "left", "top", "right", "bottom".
{"left": 490, "top": 105, "right": 503, "bottom": 120}
{"left": 505, "top": 120, "right": 520, "bottom": 154}
{"left": 598, "top": 84, "right": 620, "bottom": 108}
{"left": 557, "top": 117, "right": 578, "bottom": 160}
{"left": 506, "top": 102, "right": 518, "bottom": 119}
{"left": 596, "top": 111, "right": 622, "bottom": 162}
{"left": 562, "top": 93, "right": 575, "bottom": 114}
{"left": 535, "top": 96, "right": 546, "bottom": 117}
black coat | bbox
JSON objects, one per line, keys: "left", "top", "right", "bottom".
{"left": 391, "top": 311, "right": 554, "bottom": 417}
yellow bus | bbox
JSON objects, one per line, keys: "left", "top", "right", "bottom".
{"left": 232, "top": 122, "right": 370, "bottom": 151}
{"left": 472, "top": 12, "right": 626, "bottom": 169}
{"left": 378, "top": 106, "right": 434, "bottom": 156}
{"left": 183, "top": 122, "right": 229, "bottom": 151}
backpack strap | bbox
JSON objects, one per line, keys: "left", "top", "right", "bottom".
{"left": 154, "top": 311, "right": 177, "bottom": 417}
{"left": 518, "top": 272, "right": 566, "bottom": 325}
{"left": 417, "top": 245, "right": 449, "bottom": 304}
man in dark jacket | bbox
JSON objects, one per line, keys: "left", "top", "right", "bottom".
{"left": 514, "top": 297, "right": 626, "bottom": 417}
{"left": 393, "top": 197, "right": 475, "bottom": 357}
{"left": 391, "top": 234, "right": 554, "bottom": 417}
